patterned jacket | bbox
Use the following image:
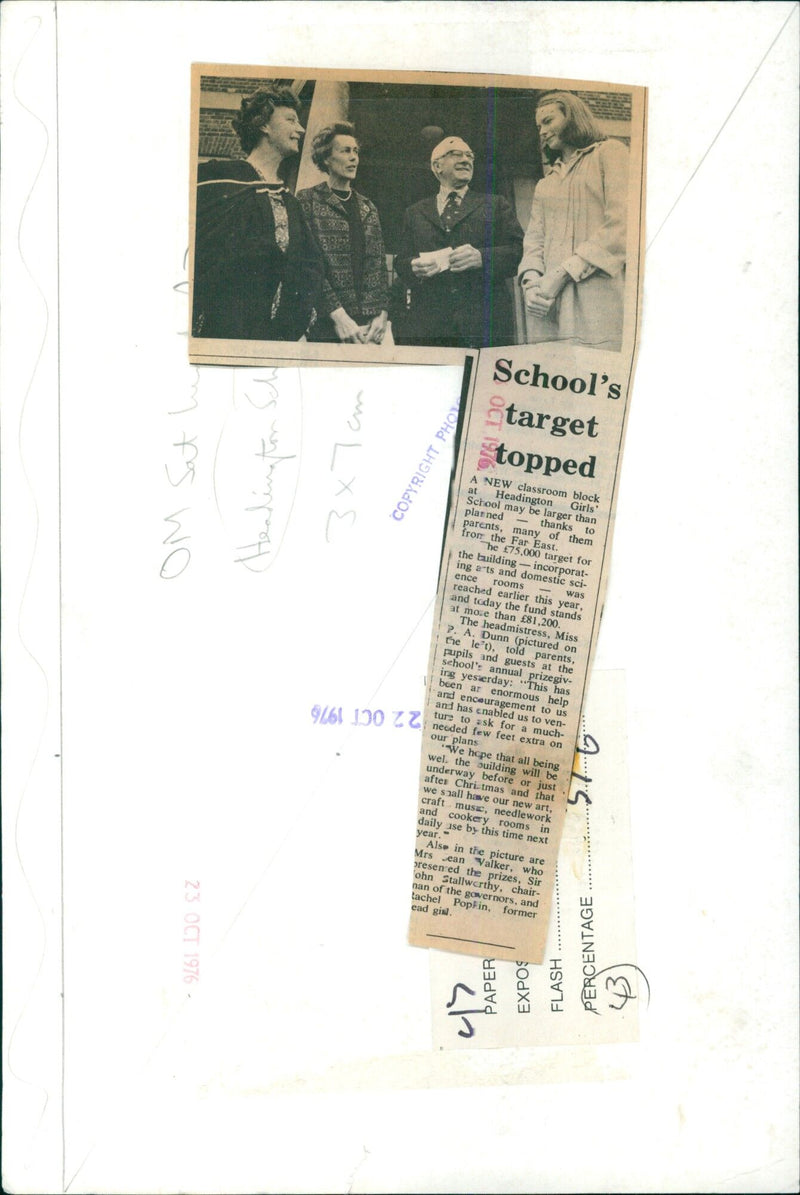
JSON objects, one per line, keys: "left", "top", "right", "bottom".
{"left": 297, "top": 183, "right": 389, "bottom": 326}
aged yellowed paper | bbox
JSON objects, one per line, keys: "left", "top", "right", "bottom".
{"left": 430, "top": 670, "right": 644, "bottom": 1047}
{"left": 409, "top": 85, "right": 646, "bottom": 961}
{"left": 188, "top": 64, "right": 642, "bottom": 368}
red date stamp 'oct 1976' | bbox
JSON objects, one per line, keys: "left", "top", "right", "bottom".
{"left": 183, "top": 879, "right": 201, "bottom": 984}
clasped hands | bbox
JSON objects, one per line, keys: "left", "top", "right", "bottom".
{"left": 331, "top": 307, "right": 388, "bottom": 344}
{"left": 411, "top": 243, "right": 483, "bottom": 278}
{"left": 521, "top": 267, "right": 568, "bottom": 317}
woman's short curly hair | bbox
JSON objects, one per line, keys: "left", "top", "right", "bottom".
{"left": 311, "top": 122, "right": 358, "bottom": 173}
{"left": 231, "top": 86, "right": 300, "bottom": 154}
{"left": 536, "top": 91, "right": 606, "bottom": 161}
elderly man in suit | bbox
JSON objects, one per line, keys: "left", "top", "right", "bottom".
{"left": 392, "top": 136, "right": 523, "bottom": 348}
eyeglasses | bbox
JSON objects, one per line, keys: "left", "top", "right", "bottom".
{"left": 439, "top": 150, "right": 475, "bottom": 162}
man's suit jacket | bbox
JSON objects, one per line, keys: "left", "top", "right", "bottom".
{"left": 392, "top": 191, "right": 523, "bottom": 347}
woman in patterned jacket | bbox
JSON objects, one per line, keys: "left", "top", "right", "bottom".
{"left": 298, "top": 123, "right": 389, "bottom": 345}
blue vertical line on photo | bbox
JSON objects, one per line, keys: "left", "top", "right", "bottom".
{"left": 482, "top": 84, "right": 498, "bottom": 347}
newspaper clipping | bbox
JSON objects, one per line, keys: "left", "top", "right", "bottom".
{"left": 409, "top": 87, "right": 646, "bottom": 963}
{"left": 184, "top": 61, "right": 646, "bottom": 965}
{"left": 189, "top": 65, "right": 643, "bottom": 368}
{"left": 429, "top": 671, "right": 645, "bottom": 1047}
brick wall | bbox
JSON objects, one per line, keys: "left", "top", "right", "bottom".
{"left": 577, "top": 90, "right": 632, "bottom": 122}
{"left": 200, "top": 76, "right": 291, "bottom": 94}
{"left": 199, "top": 109, "right": 243, "bottom": 159}
{"left": 197, "top": 84, "right": 632, "bottom": 161}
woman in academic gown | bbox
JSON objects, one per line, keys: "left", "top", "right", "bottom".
{"left": 192, "top": 86, "right": 323, "bottom": 342}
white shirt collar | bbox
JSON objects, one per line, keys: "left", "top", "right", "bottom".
{"left": 436, "top": 184, "right": 469, "bottom": 214}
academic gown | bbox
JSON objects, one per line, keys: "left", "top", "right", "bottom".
{"left": 192, "top": 159, "right": 324, "bottom": 342}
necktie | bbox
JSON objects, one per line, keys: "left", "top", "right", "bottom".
{"left": 441, "top": 191, "right": 461, "bottom": 233}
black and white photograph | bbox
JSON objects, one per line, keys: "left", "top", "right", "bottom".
{"left": 189, "top": 65, "right": 645, "bottom": 365}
